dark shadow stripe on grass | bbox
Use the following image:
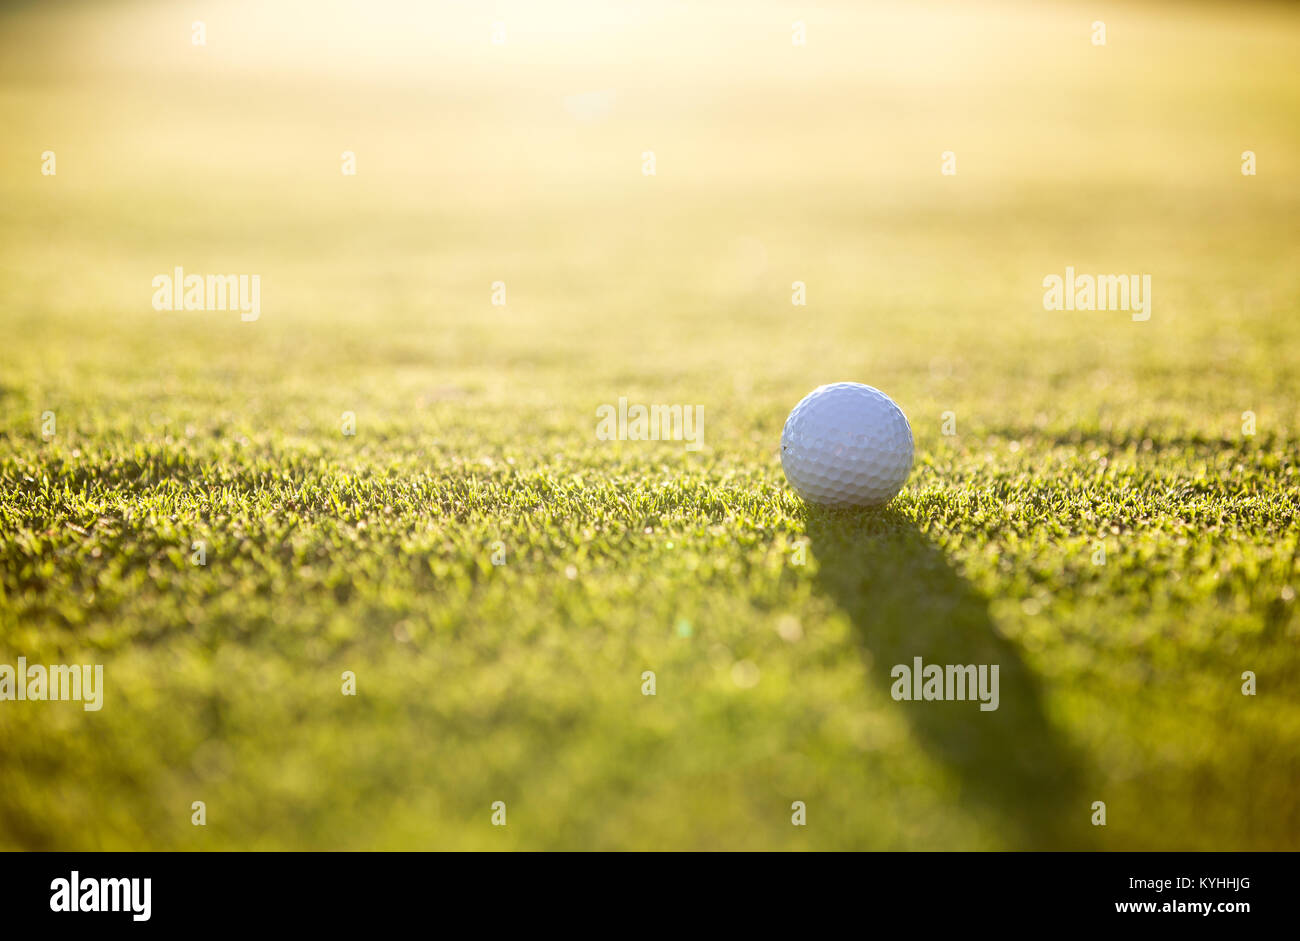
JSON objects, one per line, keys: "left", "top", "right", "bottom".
{"left": 806, "top": 504, "right": 1092, "bottom": 849}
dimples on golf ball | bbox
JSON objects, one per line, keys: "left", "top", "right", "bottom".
{"left": 780, "top": 383, "right": 914, "bottom": 506}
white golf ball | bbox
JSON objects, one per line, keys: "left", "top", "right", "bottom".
{"left": 780, "top": 382, "right": 914, "bottom": 507}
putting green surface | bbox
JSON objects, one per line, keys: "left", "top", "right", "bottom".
{"left": 1, "top": 0, "right": 1298, "bottom": 849}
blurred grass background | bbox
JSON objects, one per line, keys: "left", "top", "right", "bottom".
{"left": 0, "top": 0, "right": 1298, "bottom": 849}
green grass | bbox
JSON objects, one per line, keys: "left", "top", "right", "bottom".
{"left": 1, "top": 0, "right": 1299, "bottom": 850}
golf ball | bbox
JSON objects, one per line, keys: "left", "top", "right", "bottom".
{"left": 780, "top": 382, "right": 914, "bottom": 507}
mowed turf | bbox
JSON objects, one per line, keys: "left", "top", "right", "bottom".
{"left": 1, "top": 0, "right": 1298, "bottom": 849}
